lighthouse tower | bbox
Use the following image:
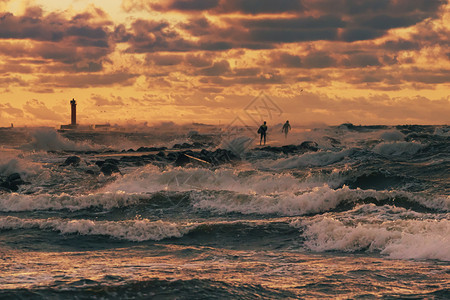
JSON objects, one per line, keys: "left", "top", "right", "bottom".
{"left": 70, "top": 98, "right": 77, "bottom": 126}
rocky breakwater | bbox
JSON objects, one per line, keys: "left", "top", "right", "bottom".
{"left": 0, "top": 173, "right": 28, "bottom": 192}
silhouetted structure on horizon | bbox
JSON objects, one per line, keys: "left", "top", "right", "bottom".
{"left": 60, "top": 99, "right": 79, "bottom": 130}
{"left": 71, "top": 98, "right": 77, "bottom": 126}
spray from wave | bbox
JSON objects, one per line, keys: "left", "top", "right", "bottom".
{"left": 21, "top": 129, "right": 100, "bottom": 152}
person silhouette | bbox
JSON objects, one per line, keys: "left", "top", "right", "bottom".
{"left": 258, "top": 121, "right": 268, "bottom": 145}
{"left": 282, "top": 120, "right": 291, "bottom": 139}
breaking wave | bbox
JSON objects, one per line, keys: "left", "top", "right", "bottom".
{"left": 21, "top": 129, "right": 99, "bottom": 152}
{"left": 0, "top": 216, "right": 186, "bottom": 242}
{"left": 296, "top": 217, "right": 450, "bottom": 261}
{"left": 372, "top": 141, "right": 425, "bottom": 157}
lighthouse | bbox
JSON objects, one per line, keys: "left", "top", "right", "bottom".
{"left": 70, "top": 98, "right": 77, "bottom": 126}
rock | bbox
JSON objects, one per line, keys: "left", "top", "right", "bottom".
{"left": 100, "top": 163, "right": 121, "bottom": 176}
{"left": 166, "top": 152, "right": 178, "bottom": 161}
{"left": 299, "top": 141, "right": 319, "bottom": 151}
{"left": 7, "top": 173, "right": 22, "bottom": 183}
{"left": 104, "top": 158, "right": 120, "bottom": 165}
{"left": 136, "top": 146, "right": 167, "bottom": 152}
{"left": 156, "top": 151, "right": 166, "bottom": 160}
{"left": 172, "top": 143, "right": 192, "bottom": 149}
{"left": 255, "top": 142, "right": 319, "bottom": 154}
{"left": 61, "top": 156, "right": 81, "bottom": 166}
{"left": 95, "top": 160, "right": 105, "bottom": 167}
{"left": 174, "top": 154, "right": 191, "bottom": 167}
{"left": 0, "top": 173, "right": 25, "bottom": 192}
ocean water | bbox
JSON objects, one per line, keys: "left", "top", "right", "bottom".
{"left": 0, "top": 124, "right": 448, "bottom": 299}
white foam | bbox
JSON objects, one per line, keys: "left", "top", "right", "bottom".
{"left": 191, "top": 185, "right": 361, "bottom": 216}
{"left": 380, "top": 130, "right": 405, "bottom": 142}
{"left": 21, "top": 129, "right": 98, "bottom": 152}
{"left": 372, "top": 141, "right": 424, "bottom": 156}
{"left": 0, "top": 152, "right": 43, "bottom": 180}
{"left": 192, "top": 186, "right": 449, "bottom": 216}
{"left": 296, "top": 217, "right": 450, "bottom": 261}
{"left": 0, "top": 216, "right": 187, "bottom": 242}
{"left": 0, "top": 191, "right": 147, "bottom": 212}
{"left": 104, "top": 164, "right": 303, "bottom": 194}
{"left": 433, "top": 126, "right": 450, "bottom": 136}
{"left": 267, "top": 149, "right": 354, "bottom": 170}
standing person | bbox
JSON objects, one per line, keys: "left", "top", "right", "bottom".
{"left": 282, "top": 120, "right": 291, "bottom": 139}
{"left": 258, "top": 121, "right": 268, "bottom": 146}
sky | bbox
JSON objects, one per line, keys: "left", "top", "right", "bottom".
{"left": 0, "top": 0, "right": 449, "bottom": 127}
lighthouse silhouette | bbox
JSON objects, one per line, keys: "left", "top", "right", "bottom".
{"left": 70, "top": 98, "right": 77, "bottom": 126}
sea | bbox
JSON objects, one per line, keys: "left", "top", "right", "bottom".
{"left": 0, "top": 123, "right": 448, "bottom": 299}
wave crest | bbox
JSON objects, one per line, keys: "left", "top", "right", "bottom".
{"left": 296, "top": 217, "right": 450, "bottom": 261}
{"left": 0, "top": 216, "right": 186, "bottom": 242}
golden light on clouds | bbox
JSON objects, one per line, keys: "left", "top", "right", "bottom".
{"left": 0, "top": 0, "right": 449, "bottom": 127}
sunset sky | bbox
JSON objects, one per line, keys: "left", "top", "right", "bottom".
{"left": 0, "top": 0, "right": 449, "bottom": 127}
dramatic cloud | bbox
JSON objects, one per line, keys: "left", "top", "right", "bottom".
{"left": 0, "top": 103, "right": 24, "bottom": 118}
{"left": 23, "top": 99, "right": 64, "bottom": 121}
{"left": 0, "top": 6, "right": 114, "bottom": 75}
{"left": 0, "top": 0, "right": 449, "bottom": 126}
{"left": 36, "top": 73, "right": 138, "bottom": 88}
{"left": 92, "top": 94, "right": 125, "bottom": 106}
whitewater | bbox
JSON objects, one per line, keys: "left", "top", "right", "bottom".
{"left": 0, "top": 124, "right": 448, "bottom": 299}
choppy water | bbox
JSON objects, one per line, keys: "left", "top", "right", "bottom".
{"left": 0, "top": 124, "right": 449, "bottom": 299}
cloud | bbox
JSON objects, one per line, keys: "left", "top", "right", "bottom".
{"left": 91, "top": 94, "right": 125, "bottom": 106}
{"left": 342, "top": 54, "right": 381, "bottom": 68}
{"left": 0, "top": 102, "right": 24, "bottom": 118}
{"left": 0, "top": 7, "right": 114, "bottom": 70}
{"left": 169, "top": 0, "right": 220, "bottom": 11}
{"left": 120, "top": 0, "right": 446, "bottom": 52}
{"left": 23, "top": 99, "right": 64, "bottom": 121}
{"left": 216, "top": 0, "right": 304, "bottom": 14}
{"left": 0, "top": 75, "right": 27, "bottom": 87}
{"left": 123, "top": 0, "right": 303, "bottom": 14}
{"left": 186, "top": 54, "right": 213, "bottom": 67}
{"left": 277, "top": 92, "right": 450, "bottom": 125}
{"left": 270, "top": 52, "right": 302, "bottom": 68}
{"left": 196, "top": 60, "right": 230, "bottom": 76}
{"left": 36, "top": 73, "right": 138, "bottom": 88}
{"left": 146, "top": 53, "right": 184, "bottom": 66}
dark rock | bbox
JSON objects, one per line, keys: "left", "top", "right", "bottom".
{"left": 7, "top": 173, "right": 22, "bottom": 182}
{"left": 61, "top": 156, "right": 81, "bottom": 166}
{"left": 166, "top": 152, "right": 178, "bottom": 161}
{"left": 84, "top": 151, "right": 100, "bottom": 155}
{"left": 141, "top": 154, "right": 156, "bottom": 161}
{"left": 0, "top": 173, "right": 25, "bottom": 192}
{"left": 174, "top": 154, "right": 191, "bottom": 167}
{"left": 156, "top": 151, "right": 166, "bottom": 159}
{"left": 95, "top": 160, "right": 105, "bottom": 167}
{"left": 192, "top": 142, "right": 204, "bottom": 148}
{"left": 172, "top": 143, "right": 192, "bottom": 149}
{"left": 100, "top": 163, "right": 121, "bottom": 176}
{"left": 255, "top": 142, "right": 319, "bottom": 154}
{"left": 136, "top": 146, "right": 167, "bottom": 152}
{"left": 104, "top": 158, "right": 120, "bottom": 165}
{"left": 299, "top": 141, "right": 319, "bottom": 151}
{"left": 281, "top": 145, "right": 298, "bottom": 154}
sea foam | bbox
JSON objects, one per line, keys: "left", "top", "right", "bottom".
{"left": 0, "top": 216, "right": 187, "bottom": 242}
{"left": 296, "top": 217, "right": 450, "bottom": 261}
{"left": 22, "top": 129, "right": 98, "bottom": 152}
{"left": 372, "top": 141, "right": 424, "bottom": 157}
